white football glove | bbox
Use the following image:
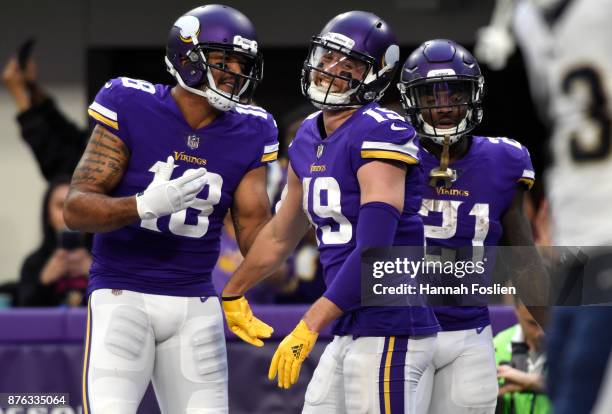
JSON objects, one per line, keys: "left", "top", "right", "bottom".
{"left": 136, "top": 156, "right": 207, "bottom": 220}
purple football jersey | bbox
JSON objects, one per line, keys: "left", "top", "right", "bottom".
{"left": 418, "top": 136, "right": 535, "bottom": 331}
{"left": 289, "top": 103, "right": 439, "bottom": 337}
{"left": 86, "top": 77, "right": 278, "bottom": 296}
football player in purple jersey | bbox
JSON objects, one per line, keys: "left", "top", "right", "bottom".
{"left": 63, "top": 5, "right": 277, "bottom": 413}
{"left": 222, "top": 11, "right": 440, "bottom": 413}
{"left": 397, "top": 39, "right": 548, "bottom": 414}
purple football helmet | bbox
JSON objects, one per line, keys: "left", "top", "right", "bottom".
{"left": 165, "top": 4, "right": 263, "bottom": 111}
{"left": 398, "top": 39, "right": 484, "bottom": 144}
{"left": 301, "top": 11, "right": 400, "bottom": 109}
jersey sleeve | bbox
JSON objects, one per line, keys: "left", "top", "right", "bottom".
{"left": 486, "top": 136, "right": 536, "bottom": 190}
{"left": 499, "top": 137, "right": 535, "bottom": 190}
{"left": 87, "top": 78, "right": 131, "bottom": 147}
{"left": 517, "top": 147, "right": 535, "bottom": 190}
{"left": 242, "top": 106, "right": 279, "bottom": 171}
{"left": 351, "top": 118, "right": 419, "bottom": 171}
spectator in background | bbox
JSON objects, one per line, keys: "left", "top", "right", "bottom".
{"left": 212, "top": 213, "right": 286, "bottom": 304}
{"left": 19, "top": 176, "right": 91, "bottom": 306}
{"left": 2, "top": 56, "right": 87, "bottom": 181}
{"left": 494, "top": 300, "right": 551, "bottom": 413}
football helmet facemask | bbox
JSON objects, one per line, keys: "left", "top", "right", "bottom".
{"left": 398, "top": 39, "right": 484, "bottom": 145}
{"left": 301, "top": 11, "right": 400, "bottom": 110}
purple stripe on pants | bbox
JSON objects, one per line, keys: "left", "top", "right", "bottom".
{"left": 379, "top": 337, "right": 390, "bottom": 413}
{"left": 389, "top": 337, "right": 409, "bottom": 413}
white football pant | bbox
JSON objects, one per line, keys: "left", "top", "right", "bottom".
{"left": 416, "top": 326, "right": 498, "bottom": 414}
{"left": 303, "top": 334, "right": 436, "bottom": 414}
{"left": 83, "top": 289, "right": 227, "bottom": 414}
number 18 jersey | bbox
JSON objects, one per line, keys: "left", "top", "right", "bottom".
{"left": 289, "top": 103, "right": 439, "bottom": 337}
{"left": 86, "top": 77, "right": 278, "bottom": 297}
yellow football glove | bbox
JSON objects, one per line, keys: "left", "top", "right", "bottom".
{"left": 222, "top": 296, "right": 273, "bottom": 347}
{"left": 268, "top": 320, "right": 318, "bottom": 389}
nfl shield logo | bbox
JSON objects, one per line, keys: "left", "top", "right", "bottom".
{"left": 187, "top": 134, "right": 200, "bottom": 150}
{"left": 316, "top": 144, "right": 324, "bottom": 159}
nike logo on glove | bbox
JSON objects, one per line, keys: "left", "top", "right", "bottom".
{"left": 390, "top": 123, "right": 408, "bottom": 131}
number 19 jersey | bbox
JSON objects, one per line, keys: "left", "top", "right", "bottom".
{"left": 288, "top": 103, "right": 439, "bottom": 337}
{"left": 86, "top": 77, "right": 278, "bottom": 297}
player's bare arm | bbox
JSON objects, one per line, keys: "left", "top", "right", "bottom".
{"left": 230, "top": 166, "right": 272, "bottom": 255}
{"left": 223, "top": 165, "right": 311, "bottom": 297}
{"left": 358, "top": 159, "right": 407, "bottom": 212}
{"left": 302, "top": 160, "right": 407, "bottom": 332}
{"left": 63, "top": 124, "right": 137, "bottom": 232}
{"left": 501, "top": 187, "right": 550, "bottom": 328}
{"left": 221, "top": 165, "right": 310, "bottom": 347}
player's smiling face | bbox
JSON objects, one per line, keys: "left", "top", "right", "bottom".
{"left": 206, "top": 51, "right": 249, "bottom": 94}
{"left": 312, "top": 48, "right": 367, "bottom": 93}
{"left": 417, "top": 82, "right": 470, "bottom": 129}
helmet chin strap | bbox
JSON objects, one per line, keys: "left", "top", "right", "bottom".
{"left": 309, "top": 64, "right": 383, "bottom": 109}
{"left": 203, "top": 70, "right": 237, "bottom": 111}
{"left": 428, "top": 135, "right": 456, "bottom": 189}
{"left": 420, "top": 113, "right": 469, "bottom": 145}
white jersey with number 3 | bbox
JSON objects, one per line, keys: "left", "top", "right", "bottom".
{"left": 545, "top": 0, "right": 612, "bottom": 246}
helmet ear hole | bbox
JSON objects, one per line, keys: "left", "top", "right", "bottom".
{"left": 187, "top": 51, "right": 199, "bottom": 63}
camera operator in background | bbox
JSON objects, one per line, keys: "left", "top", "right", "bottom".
{"left": 19, "top": 176, "right": 91, "bottom": 307}
{"left": 2, "top": 52, "right": 88, "bottom": 181}
{"left": 495, "top": 300, "right": 550, "bottom": 413}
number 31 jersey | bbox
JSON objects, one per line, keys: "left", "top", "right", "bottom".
{"left": 289, "top": 103, "right": 439, "bottom": 337}
{"left": 86, "top": 77, "right": 278, "bottom": 297}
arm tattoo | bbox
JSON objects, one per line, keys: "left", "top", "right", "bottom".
{"left": 231, "top": 206, "right": 246, "bottom": 236}
{"left": 71, "top": 125, "right": 129, "bottom": 193}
